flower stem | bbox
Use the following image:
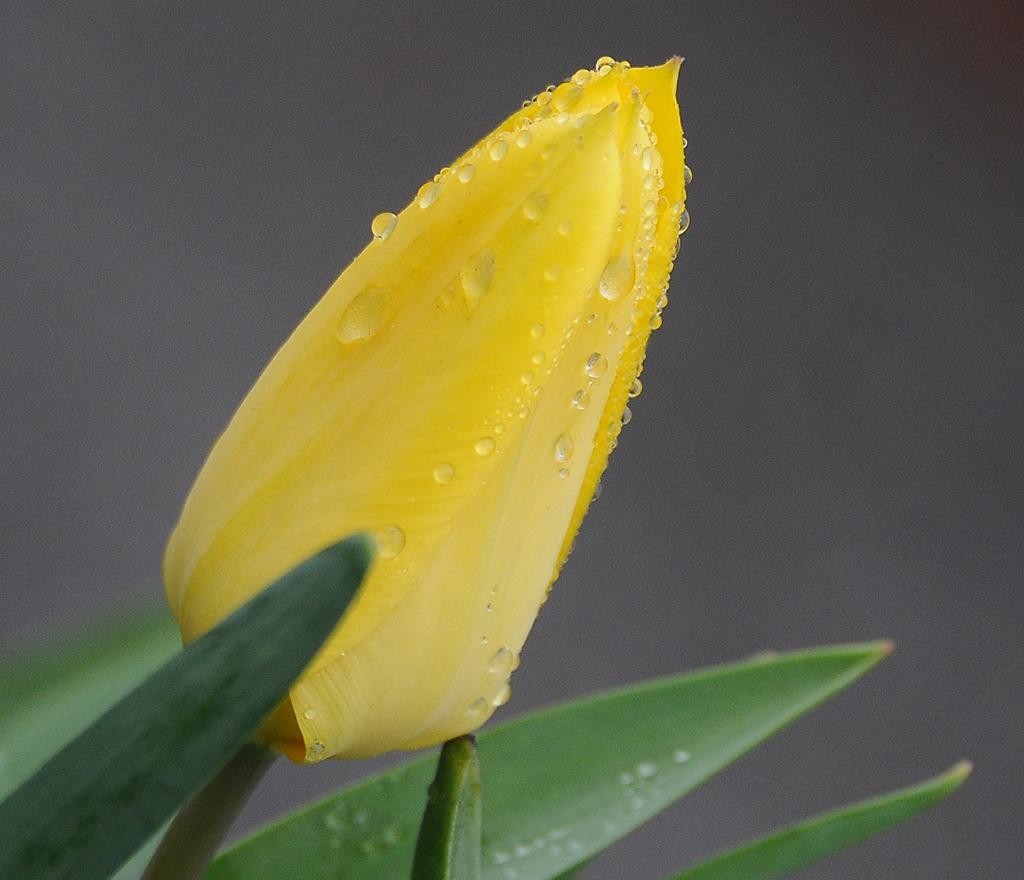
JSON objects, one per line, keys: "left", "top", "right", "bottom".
{"left": 141, "top": 742, "right": 275, "bottom": 880}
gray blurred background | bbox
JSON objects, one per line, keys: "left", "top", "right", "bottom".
{"left": 2, "top": 1, "right": 1021, "bottom": 876}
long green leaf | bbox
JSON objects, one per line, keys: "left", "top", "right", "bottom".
{"left": 0, "top": 607, "right": 180, "bottom": 798}
{"left": 0, "top": 534, "right": 373, "bottom": 880}
{"left": 412, "top": 736, "right": 483, "bottom": 880}
{"left": 208, "top": 642, "right": 890, "bottom": 880}
{"left": 667, "top": 761, "right": 971, "bottom": 880}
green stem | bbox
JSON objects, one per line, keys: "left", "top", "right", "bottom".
{"left": 141, "top": 742, "right": 275, "bottom": 880}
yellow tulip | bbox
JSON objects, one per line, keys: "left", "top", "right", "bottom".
{"left": 164, "top": 56, "right": 688, "bottom": 762}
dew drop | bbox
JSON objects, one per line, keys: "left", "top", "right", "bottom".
{"left": 584, "top": 352, "right": 608, "bottom": 379}
{"left": 683, "top": 164, "right": 693, "bottom": 185}
{"left": 474, "top": 437, "right": 496, "bottom": 456}
{"left": 571, "top": 389, "right": 590, "bottom": 410}
{"left": 457, "top": 163, "right": 476, "bottom": 183}
{"left": 558, "top": 466, "right": 570, "bottom": 479}
{"left": 416, "top": 181, "right": 440, "bottom": 209}
{"left": 679, "top": 209, "right": 691, "bottom": 234}
{"left": 489, "top": 139, "right": 509, "bottom": 161}
{"left": 530, "top": 323, "right": 546, "bottom": 339}
{"left": 598, "top": 255, "right": 634, "bottom": 301}
{"left": 310, "top": 741, "right": 326, "bottom": 759}
{"left": 468, "top": 697, "right": 489, "bottom": 717}
{"left": 552, "top": 83, "right": 583, "bottom": 112}
{"left": 642, "top": 146, "right": 655, "bottom": 171}
{"left": 490, "top": 646, "right": 515, "bottom": 674}
{"left": 636, "top": 761, "right": 657, "bottom": 779}
{"left": 335, "top": 284, "right": 392, "bottom": 344}
{"left": 303, "top": 707, "right": 319, "bottom": 721}
{"left": 520, "top": 371, "right": 534, "bottom": 385}
{"left": 494, "top": 422, "right": 505, "bottom": 434}
{"left": 515, "top": 129, "right": 533, "bottom": 148}
{"left": 460, "top": 251, "right": 495, "bottom": 311}
{"left": 433, "top": 463, "right": 455, "bottom": 484}
{"left": 370, "top": 211, "right": 397, "bottom": 240}
{"left": 522, "top": 191, "right": 549, "bottom": 221}
{"left": 673, "top": 749, "right": 692, "bottom": 763}
{"left": 375, "top": 524, "right": 406, "bottom": 559}
{"left": 628, "top": 378, "right": 643, "bottom": 397}
{"left": 557, "top": 219, "right": 573, "bottom": 236}
{"left": 553, "top": 433, "right": 575, "bottom": 462}
{"left": 492, "top": 682, "right": 512, "bottom": 707}
{"left": 621, "top": 406, "right": 633, "bottom": 426}
{"left": 649, "top": 313, "right": 663, "bottom": 330}
{"left": 531, "top": 351, "right": 545, "bottom": 365}
{"left": 543, "top": 263, "right": 561, "bottom": 281}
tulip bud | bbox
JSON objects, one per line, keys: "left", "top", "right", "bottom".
{"left": 164, "top": 57, "right": 688, "bottom": 761}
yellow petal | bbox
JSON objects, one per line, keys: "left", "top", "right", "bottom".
{"left": 163, "top": 56, "right": 688, "bottom": 761}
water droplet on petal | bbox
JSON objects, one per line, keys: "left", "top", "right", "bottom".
{"left": 636, "top": 761, "right": 657, "bottom": 778}
{"left": 621, "top": 406, "right": 633, "bottom": 426}
{"left": 457, "top": 163, "right": 476, "bottom": 183}
{"left": 489, "top": 139, "right": 509, "bottom": 161}
{"left": 531, "top": 351, "right": 545, "bottom": 365}
{"left": 416, "top": 181, "right": 440, "bottom": 208}
{"left": 370, "top": 211, "right": 397, "bottom": 240}
{"left": 523, "top": 191, "right": 549, "bottom": 221}
{"left": 433, "top": 463, "right": 455, "bottom": 484}
{"left": 557, "top": 219, "right": 573, "bottom": 236}
{"left": 335, "top": 284, "right": 393, "bottom": 344}
{"left": 554, "top": 433, "right": 575, "bottom": 462}
{"left": 599, "top": 256, "right": 634, "bottom": 301}
{"left": 490, "top": 646, "right": 514, "bottom": 674}
{"left": 552, "top": 83, "right": 583, "bottom": 112}
{"left": 571, "top": 390, "right": 590, "bottom": 410}
{"left": 683, "top": 165, "right": 693, "bottom": 185}
{"left": 492, "top": 682, "right": 512, "bottom": 707}
{"left": 461, "top": 251, "right": 495, "bottom": 311}
{"left": 530, "top": 323, "right": 546, "bottom": 339}
{"left": 468, "top": 697, "right": 489, "bottom": 717}
{"left": 515, "top": 129, "right": 533, "bottom": 148}
{"left": 375, "top": 524, "right": 406, "bottom": 559}
{"left": 585, "top": 352, "right": 608, "bottom": 379}
{"left": 543, "top": 264, "right": 561, "bottom": 281}
{"left": 673, "top": 749, "right": 692, "bottom": 763}
{"left": 558, "top": 466, "right": 570, "bottom": 479}
{"left": 474, "top": 437, "right": 496, "bottom": 456}
{"left": 679, "top": 209, "right": 691, "bottom": 234}
{"left": 303, "top": 707, "right": 318, "bottom": 720}
{"left": 628, "top": 378, "right": 643, "bottom": 397}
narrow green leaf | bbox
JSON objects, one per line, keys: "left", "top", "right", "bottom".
{"left": 0, "top": 607, "right": 180, "bottom": 798}
{"left": 0, "top": 534, "right": 373, "bottom": 880}
{"left": 412, "top": 736, "right": 483, "bottom": 880}
{"left": 667, "top": 762, "right": 972, "bottom": 880}
{"left": 208, "top": 642, "right": 890, "bottom": 880}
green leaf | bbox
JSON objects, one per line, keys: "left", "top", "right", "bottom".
{"left": 411, "top": 736, "right": 483, "bottom": 880}
{"left": 0, "top": 607, "right": 180, "bottom": 798}
{"left": 0, "top": 534, "right": 373, "bottom": 880}
{"left": 208, "top": 642, "right": 890, "bottom": 880}
{"left": 666, "top": 761, "right": 971, "bottom": 880}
